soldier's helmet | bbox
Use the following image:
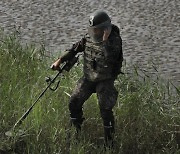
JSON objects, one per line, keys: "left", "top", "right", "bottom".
{"left": 88, "top": 10, "right": 112, "bottom": 42}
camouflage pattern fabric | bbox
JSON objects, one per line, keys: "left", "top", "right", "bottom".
{"left": 69, "top": 76, "right": 118, "bottom": 112}
{"left": 61, "top": 25, "right": 122, "bottom": 142}
{"left": 83, "top": 26, "right": 123, "bottom": 81}
{"left": 69, "top": 76, "right": 118, "bottom": 132}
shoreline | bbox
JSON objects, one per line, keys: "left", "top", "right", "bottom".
{"left": 0, "top": 0, "right": 179, "bottom": 84}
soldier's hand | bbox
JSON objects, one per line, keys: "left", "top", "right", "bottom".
{"left": 103, "top": 27, "right": 111, "bottom": 41}
{"left": 51, "top": 58, "right": 61, "bottom": 70}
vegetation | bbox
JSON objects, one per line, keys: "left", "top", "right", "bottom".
{"left": 0, "top": 32, "right": 179, "bottom": 154}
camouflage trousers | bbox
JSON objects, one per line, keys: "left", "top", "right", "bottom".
{"left": 69, "top": 76, "right": 118, "bottom": 131}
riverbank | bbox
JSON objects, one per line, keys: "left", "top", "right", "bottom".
{"left": 0, "top": 0, "right": 179, "bottom": 84}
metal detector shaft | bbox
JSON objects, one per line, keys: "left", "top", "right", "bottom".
{"left": 12, "top": 55, "right": 79, "bottom": 129}
{"left": 13, "top": 67, "right": 64, "bottom": 129}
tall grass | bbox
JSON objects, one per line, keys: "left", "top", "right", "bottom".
{"left": 0, "top": 31, "right": 179, "bottom": 154}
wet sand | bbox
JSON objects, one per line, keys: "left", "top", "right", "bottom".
{"left": 0, "top": 0, "right": 179, "bottom": 84}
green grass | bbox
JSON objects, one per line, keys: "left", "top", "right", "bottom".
{"left": 0, "top": 31, "right": 179, "bottom": 154}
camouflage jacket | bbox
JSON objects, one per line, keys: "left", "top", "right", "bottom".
{"left": 61, "top": 24, "right": 123, "bottom": 81}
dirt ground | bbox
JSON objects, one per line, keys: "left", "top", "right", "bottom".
{"left": 0, "top": 0, "right": 179, "bottom": 84}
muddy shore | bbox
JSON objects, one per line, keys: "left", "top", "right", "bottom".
{"left": 0, "top": 0, "right": 179, "bottom": 84}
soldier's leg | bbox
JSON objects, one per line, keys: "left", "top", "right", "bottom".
{"left": 69, "top": 77, "right": 95, "bottom": 131}
{"left": 96, "top": 79, "right": 118, "bottom": 146}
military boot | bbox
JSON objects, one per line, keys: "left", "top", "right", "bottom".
{"left": 104, "top": 125, "right": 115, "bottom": 148}
{"left": 100, "top": 109, "right": 115, "bottom": 148}
{"left": 69, "top": 108, "right": 85, "bottom": 136}
{"left": 70, "top": 117, "right": 84, "bottom": 133}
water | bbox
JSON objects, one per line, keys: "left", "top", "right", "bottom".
{"left": 0, "top": 0, "right": 179, "bottom": 84}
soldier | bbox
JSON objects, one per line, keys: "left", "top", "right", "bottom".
{"left": 51, "top": 10, "right": 123, "bottom": 146}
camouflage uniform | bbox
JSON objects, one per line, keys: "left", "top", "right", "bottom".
{"left": 61, "top": 24, "right": 123, "bottom": 142}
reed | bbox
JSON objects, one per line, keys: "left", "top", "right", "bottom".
{"left": 0, "top": 32, "right": 179, "bottom": 154}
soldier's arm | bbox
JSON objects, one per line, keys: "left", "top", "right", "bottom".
{"left": 103, "top": 35, "right": 123, "bottom": 75}
{"left": 61, "top": 38, "right": 86, "bottom": 63}
{"left": 51, "top": 38, "right": 86, "bottom": 70}
{"left": 103, "top": 35, "right": 123, "bottom": 64}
